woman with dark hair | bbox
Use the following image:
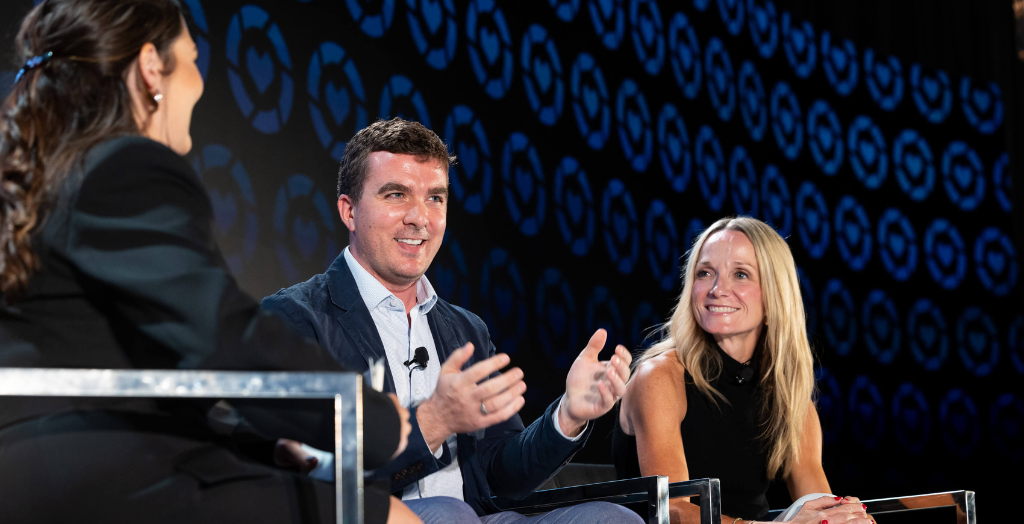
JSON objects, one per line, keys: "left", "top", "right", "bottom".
{"left": 0, "top": 1, "right": 415, "bottom": 522}
{"left": 613, "top": 217, "right": 870, "bottom": 524}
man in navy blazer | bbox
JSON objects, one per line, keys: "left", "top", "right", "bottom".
{"left": 262, "top": 118, "right": 641, "bottom": 524}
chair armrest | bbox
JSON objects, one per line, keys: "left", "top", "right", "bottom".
{"left": 492, "top": 476, "right": 723, "bottom": 524}
{"left": 0, "top": 368, "right": 364, "bottom": 524}
{"left": 765, "top": 490, "right": 975, "bottom": 523}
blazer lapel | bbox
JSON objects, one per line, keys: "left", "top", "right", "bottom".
{"left": 326, "top": 255, "right": 397, "bottom": 393}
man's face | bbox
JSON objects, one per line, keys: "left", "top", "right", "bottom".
{"left": 339, "top": 151, "right": 448, "bottom": 288}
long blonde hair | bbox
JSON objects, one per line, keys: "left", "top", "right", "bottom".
{"left": 634, "top": 216, "right": 815, "bottom": 479}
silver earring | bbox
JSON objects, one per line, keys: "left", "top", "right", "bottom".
{"left": 153, "top": 92, "right": 163, "bottom": 103}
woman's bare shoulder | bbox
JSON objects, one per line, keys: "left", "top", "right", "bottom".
{"left": 633, "top": 350, "right": 687, "bottom": 386}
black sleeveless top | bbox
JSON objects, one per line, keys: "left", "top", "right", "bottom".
{"left": 612, "top": 345, "right": 770, "bottom": 520}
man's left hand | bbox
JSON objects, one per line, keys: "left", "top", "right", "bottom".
{"left": 560, "top": 329, "right": 632, "bottom": 437}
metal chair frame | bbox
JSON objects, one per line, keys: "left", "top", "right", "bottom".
{"left": 0, "top": 368, "right": 364, "bottom": 524}
{"left": 765, "top": 490, "right": 976, "bottom": 523}
{"left": 493, "top": 476, "right": 722, "bottom": 524}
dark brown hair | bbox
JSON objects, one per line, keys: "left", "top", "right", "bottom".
{"left": 0, "top": 0, "right": 184, "bottom": 299}
{"left": 337, "top": 117, "right": 455, "bottom": 201}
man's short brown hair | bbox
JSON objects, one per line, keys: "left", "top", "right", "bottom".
{"left": 337, "top": 117, "right": 456, "bottom": 201}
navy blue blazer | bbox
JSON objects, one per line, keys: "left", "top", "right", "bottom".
{"left": 261, "top": 254, "right": 592, "bottom": 515}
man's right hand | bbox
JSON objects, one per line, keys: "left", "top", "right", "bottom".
{"left": 416, "top": 343, "right": 526, "bottom": 452}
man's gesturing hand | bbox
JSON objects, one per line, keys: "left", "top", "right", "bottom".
{"left": 416, "top": 343, "right": 527, "bottom": 452}
{"left": 560, "top": 329, "right": 632, "bottom": 437}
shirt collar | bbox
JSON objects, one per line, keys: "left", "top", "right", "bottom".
{"left": 343, "top": 246, "right": 438, "bottom": 315}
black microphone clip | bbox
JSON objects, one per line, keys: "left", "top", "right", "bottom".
{"left": 735, "top": 366, "right": 755, "bottom": 384}
{"left": 404, "top": 346, "right": 429, "bottom": 370}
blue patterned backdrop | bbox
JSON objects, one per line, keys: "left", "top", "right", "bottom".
{"left": 2, "top": 0, "right": 1021, "bottom": 513}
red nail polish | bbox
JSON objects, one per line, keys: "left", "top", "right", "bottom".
{"left": 863, "top": 504, "right": 867, "bottom": 510}
{"left": 834, "top": 496, "right": 842, "bottom": 501}
{"left": 821, "top": 520, "right": 828, "bottom": 524}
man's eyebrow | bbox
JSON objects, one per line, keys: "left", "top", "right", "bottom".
{"left": 376, "top": 182, "right": 411, "bottom": 195}
{"left": 428, "top": 186, "right": 449, "bottom": 196}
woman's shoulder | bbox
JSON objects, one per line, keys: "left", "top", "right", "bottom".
{"left": 84, "top": 135, "right": 191, "bottom": 176}
{"left": 634, "top": 350, "right": 686, "bottom": 384}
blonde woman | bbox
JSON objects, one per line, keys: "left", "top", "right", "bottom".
{"left": 612, "top": 217, "right": 871, "bottom": 524}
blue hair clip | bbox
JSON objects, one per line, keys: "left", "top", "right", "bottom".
{"left": 13, "top": 51, "right": 54, "bottom": 84}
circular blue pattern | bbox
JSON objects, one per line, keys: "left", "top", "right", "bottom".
{"left": 991, "top": 393, "right": 1024, "bottom": 461}
{"left": 273, "top": 174, "right": 337, "bottom": 282}
{"left": 378, "top": 74, "right": 431, "bottom": 127}
{"left": 862, "top": 289, "right": 900, "bottom": 364}
{"left": 602, "top": 179, "right": 640, "bottom": 273}
{"left": 848, "top": 375, "right": 885, "bottom": 450}
{"left": 667, "top": 12, "right": 702, "bottom": 100}
{"left": 864, "top": 48, "right": 904, "bottom": 111}
{"left": 924, "top": 218, "right": 967, "bottom": 290}
{"left": 939, "top": 389, "right": 979, "bottom": 458}
{"left": 960, "top": 76, "right": 1003, "bottom": 135}
{"left": 521, "top": 24, "right": 565, "bottom": 126}
{"left": 704, "top": 38, "right": 736, "bottom": 122}
{"left": 553, "top": 156, "right": 596, "bottom": 256}
{"left": 822, "top": 278, "right": 856, "bottom": 356}
{"left": 501, "top": 132, "right": 546, "bottom": 236}
{"left": 645, "top": 199, "right": 680, "bottom": 291}
{"left": 847, "top": 115, "right": 887, "bottom": 189}
{"left": 717, "top": 0, "right": 745, "bottom": 36}
{"left": 586, "top": 286, "right": 624, "bottom": 353}
{"left": 695, "top": 126, "right": 727, "bottom": 212}
{"left": 746, "top": 0, "right": 777, "bottom": 59}
{"left": 444, "top": 105, "right": 493, "bottom": 214}
{"left": 781, "top": 12, "right": 816, "bottom": 79}
{"left": 910, "top": 64, "right": 952, "bottom": 124}
{"left": 182, "top": 0, "right": 211, "bottom": 80}
{"left": 907, "top": 298, "right": 948, "bottom": 371}
{"left": 466, "top": 0, "right": 515, "bottom": 99}
{"left": 738, "top": 60, "right": 767, "bottom": 142}
{"left": 820, "top": 31, "right": 857, "bottom": 96}
{"left": 684, "top": 217, "right": 706, "bottom": 250}
{"left": 876, "top": 207, "right": 917, "bottom": 281}
{"left": 993, "top": 152, "right": 1013, "bottom": 213}
{"left": 657, "top": 103, "right": 692, "bottom": 193}
{"left": 1010, "top": 315, "right": 1024, "bottom": 374}
{"left": 956, "top": 306, "right": 999, "bottom": 377}
{"left": 631, "top": 302, "right": 662, "bottom": 349}
{"left": 346, "top": 0, "right": 396, "bottom": 38}
{"left": 892, "top": 382, "right": 931, "bottom": 455}
{"left": 814, "top": 366, "right": 842, "bottom": 443}
{"left": 693, "top": 0, "right": 710, "bottom": 10}
{"left": 550, "top": 0, "right": 581, "bottom": 22}
{"left": 479, "top": 247, "right": 528, "bottom": 355}
{"left": 571, "top": 52, "right": 612, "bottom": 150}
{"left": 974, "top": 226, "right": 1018, "bottom": 297}
{"left": 616, "top": 79, "right": 654, "bottom": 172}
{"left": 629, "top": 0, "right": 666, "bottom": 75}
{"left": 589, "top": 0, "right": 626, "bottom": 50}
{"left": 940, "top": 141, "right": 985, "bottom": 211}
{"left": 226, "top": 5, "right": 294, "bottom": 134}
{"left": 760, "top": 164, "right": 791, "bottom": 237}
{"left": 807, "top": 99, "right": 843, "bottom": 176}
{"left": 406, "top": 0, "right": 458, "bottom": 70}
{"left": 192, "top": 144, "right": 258, "bottom": 276}
{"left": 536, "top": 267, "right": 578, "bottom": 369}
{"left": 794, "top": 181, "right": 829, "bottom": 259}
{"left": 728, "top": 145, "right": 758, "bottom": 217}
{"left": 307, "top": 42, "right": 367, "bottom": 161}
{"left": 429, "top": 233, "right": 472, "bottom": 309}
{"left": 770, "top": 81, "right": 803, "bottom": 160}
{"left": 892, "top": 128, "right": 935, "bottom": 201}
{"left": 834, "top": 195, "right": 872, "bottom": 271}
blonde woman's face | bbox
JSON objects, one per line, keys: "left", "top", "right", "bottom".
{"left": 691, "top": 229, "right": 764, "bottom": 346}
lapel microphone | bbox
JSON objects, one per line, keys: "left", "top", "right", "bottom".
{"left": 404, "top": 347, "right": 429, "bottom": 370}
{"left": 734, "top": 366, "right": 755, "bottom": 384}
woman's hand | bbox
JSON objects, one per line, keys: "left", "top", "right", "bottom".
{"left": 390, "top": 393, "right": 411, "bottom": 460}
{"left": 786, "top": 495, "right": 872, "bottom": 524}
{"left": 273, "top": 438, "right": 318, "bottom": 474}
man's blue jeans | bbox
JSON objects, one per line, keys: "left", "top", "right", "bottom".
{"left": 403, "top": 496, "right": 644, "bottom": 524}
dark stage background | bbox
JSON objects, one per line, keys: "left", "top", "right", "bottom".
{"left": 2, "top": 0, "right": 1021, "bottom": 518}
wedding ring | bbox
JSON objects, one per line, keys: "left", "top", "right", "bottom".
{"left": 480, "top": 402, "right": 488, "bottom": 415}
